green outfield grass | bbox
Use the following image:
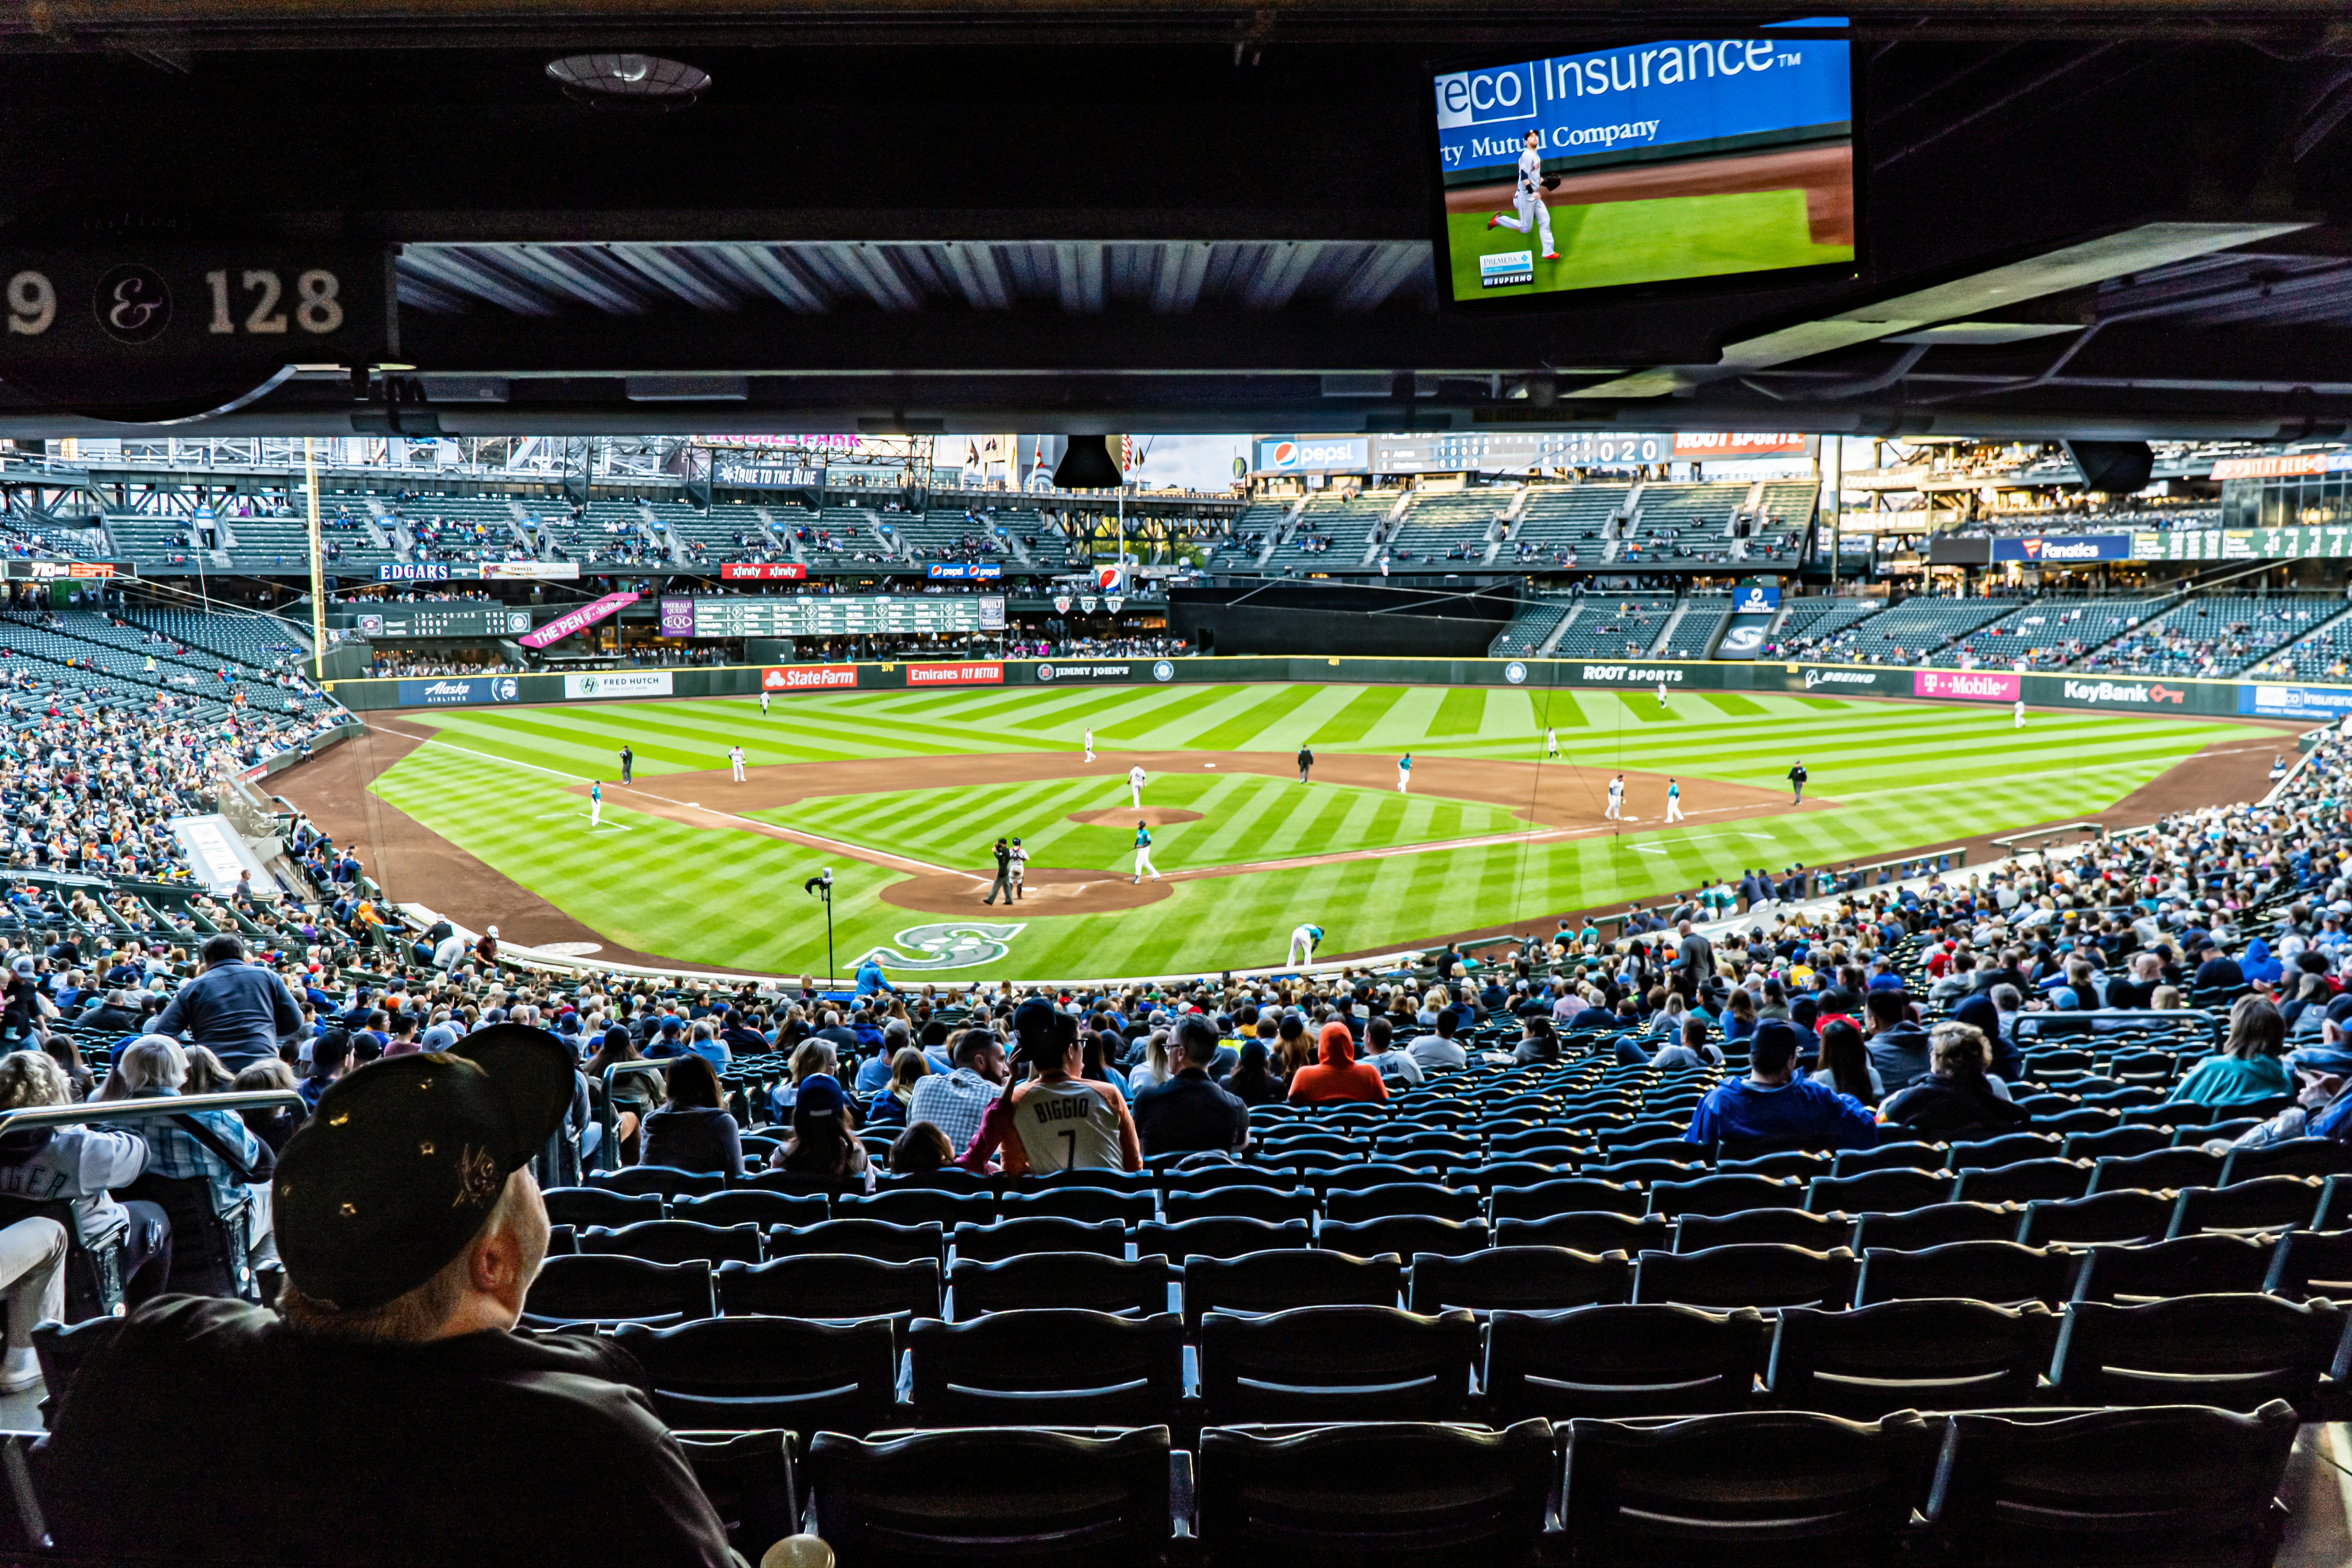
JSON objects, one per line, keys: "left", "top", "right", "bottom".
{"left": 1448, "top": 189, "right": 1851, "bottom": 300}
{"left": 773, "top": 771, "right": 1529, "bottom": 875}
{"left": 365, "top": 682, "right": 2251, "bottom": 980}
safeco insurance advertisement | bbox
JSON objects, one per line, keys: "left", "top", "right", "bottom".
{"left": 1434, "top": 28, "right": 1852, "bottom": 301}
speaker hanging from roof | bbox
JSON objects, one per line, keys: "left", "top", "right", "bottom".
{"left": 2062, "top": 440, "right": 2154, "bottom": 496}
{"left": 1053, "top": 435, "right": 1123, "bottom": 490}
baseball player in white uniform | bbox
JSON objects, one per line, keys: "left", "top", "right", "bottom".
{"left": 1665, "top": 777, "right": 1684, "bottom": 822}
{"left": 1288, "top": 922, "right": 1325, "bottom": 966}
{"left": 1605, "top": 773, "right": 1625, "bottom": 820}
{"left": 1546, "top": 726, "right": 1559, "bottom": 759}
{"left": 1128, "top": 763, "right": 1146, "bottom": 808}
{"left": 1485, "top": 129, "right": 1561, "bottom": 261}
{"left": 1657, "top": 680, "right": 1670, "bottom": 710}
{"left": 1397, "top": 753, "right": 1412, "bottom": 795}
{"left": 2014, "top": 698, "right": 2025, "bottom": 729}
{"left": 1008, "top": 836, "right": 1029, "bottom": 900}
{"left": 728, "top": 744, "right": 746, "bottom": 782}
{"left": 760, "top": 689, "right": 771, "bottom": 716}
{"left": 1085, "top": 728, "right": 1095, "bottom": 762}
{"left": 1131, "top": 821, "right": 1160, "bottom": 883}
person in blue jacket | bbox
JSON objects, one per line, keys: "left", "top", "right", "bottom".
{"left": 1683, "top": 1019, "right": 1877, "bottom": 1151}
{"left": 853, "top": 956, "right": 895, "bottom": 999}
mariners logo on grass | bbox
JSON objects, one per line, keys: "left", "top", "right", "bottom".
{"left": 858, "top": 923, "right": 1024, "bottom": 971}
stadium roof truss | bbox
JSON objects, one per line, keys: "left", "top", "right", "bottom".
{"left": 5, "top": 9, "right": 2352, "bottom": 441}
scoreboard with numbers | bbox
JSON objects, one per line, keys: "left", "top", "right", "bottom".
{"left": 674, "top": 594, "right": 1002, "bottom": 638}
{"left": 356, "top": 607, "right": 536, "bottom": 640}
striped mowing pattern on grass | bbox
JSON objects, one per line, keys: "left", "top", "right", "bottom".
{"left": 369, "top": 683, "right": 2253, "bottom": 980}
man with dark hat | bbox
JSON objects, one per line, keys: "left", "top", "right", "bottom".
{"left": 39, "top": 1025, "right": 733, "bottom": 1567}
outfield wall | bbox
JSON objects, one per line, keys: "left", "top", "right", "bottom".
{"left": 324, "top": 655, "right": 2352, "bottom": 724}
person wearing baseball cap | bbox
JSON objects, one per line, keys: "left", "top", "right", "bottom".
{"left": 38, "top": 1025, "right": 733, "bottom": 1567}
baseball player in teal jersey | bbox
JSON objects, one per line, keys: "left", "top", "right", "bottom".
{"left": 1288, "top": 922, "right": 1324, "bottom": 965}
{"left": 1131, "top": 820, "right": 1160, "bottom": 883}
{"left": 1665, "top": 777, "right": 1684, "bottom": 822}
{"left": 589, "top": 780, "right": 602, "bottom": 827}
{"left": 1397, "top": 753, "right": 1412, "bottom": 795}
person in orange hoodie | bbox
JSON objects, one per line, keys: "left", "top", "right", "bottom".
{"left": 1285, "top": 1019, "right": 1389, "bottom": 1105}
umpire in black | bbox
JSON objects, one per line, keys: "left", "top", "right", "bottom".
{"left": 1297, "top": 744, "right": 1314, "bottom": 783}
{"left": 984, "top": 837, "right": 1014, "bottom": 905}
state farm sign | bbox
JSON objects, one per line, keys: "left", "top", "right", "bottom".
{"left": 763, "top": 664, "right": 859, "bottom": 691}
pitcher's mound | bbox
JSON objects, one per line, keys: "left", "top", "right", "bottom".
{"left": 1067, "top": 808, "right": 1204, "bottom": 828}
{"left": 881, "top": 866, "right": 1172, "bottom": 915}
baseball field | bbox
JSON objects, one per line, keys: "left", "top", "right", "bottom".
{"left": 1443, "top": 142, "right": 1856, "bottom": 300}
{"left": 282, "top": 679, "right": 2282, "bottom": 983}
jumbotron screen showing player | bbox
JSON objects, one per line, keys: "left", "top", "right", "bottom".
{"left": 1431, "top": 25, "right": 1854, "bottom": 304}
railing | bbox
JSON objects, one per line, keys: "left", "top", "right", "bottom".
{"left": 0, "top": 1089, "right": 304, "bottom": 1139}
{"left": 1989, "top": 821, "right": 2105, "bottom": 858}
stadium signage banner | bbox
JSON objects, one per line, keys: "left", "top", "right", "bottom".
{"left": 2060, "top": 678, "right": 2187, "bottom": 707}
{"left": 1731, "top": 584, "right": 1781, "bottom": 612}
{"left": 926, "top": 563, "right": 1002, "bottom": 581}
{"left": 1254, "top": 436, "right": 1372, "bottom": 474}
{"left": 1991, "top": 535, "right": 2131, "bottom": 563}
{"left": 1035, "top": 662, "right": 1140, "bottom": 683}
{"left": 906, "top": 661, "right": 1004, "bottom": 686}
{"left": 719, "top": 563, "right": 807, "bottom": 581}
{"left": 2210, "top": 453, "right": 2350, "bottom": 479}
{"left": 397, "top": 676, "right": 519, "bottom": 706}
{"left": 561, "top": 670, "right": 673, "bottom": 700}
{"left": 1800, "top": 666, "right": 1887, "bottom": 689}
{"left": 1913, "top": 670, "right": 2020, "bottom": 702}
{"left": 518, "top": 592, "right": 637, "bottom": 650}
{"left": 1578, "top": 664, "right": 1686, "bottom": 683}
{"left": 377, "top": 563, "right": 452, "bottom": 582}
{"left": 1674, "top": 433, "right": 1810, "bottom": 457}
{"left": 659, "top": 595, "right": 696, "bottom": 637}
{"left": 763, "top": 664, "right": 859, "bottom": 692}
{"left": 480, "top": 561, "right": 580, "bottom": 581}
{"left": 2239, "top": 683, "right": 2352, "bottom": 720}
{"left": 8, "top": 560, "right": 119, "bottom": 579}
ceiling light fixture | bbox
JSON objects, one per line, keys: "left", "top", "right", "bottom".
{"left": 545, "top": 54, "right": 710, "bottom": 109}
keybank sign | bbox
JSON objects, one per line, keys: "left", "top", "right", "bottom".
{"left": 2062, "top": 679, "right": 2185, "bottom": 706}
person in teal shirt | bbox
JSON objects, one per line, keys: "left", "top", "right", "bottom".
{"left": 1397, "top": 753, "right": 1412, "bottom": 795}
{"left": 1132, "top": 821, "right": 1160, "bottom": 883}
{"left": 2174, "top": 995, "right": 2292, "bottom": 1106}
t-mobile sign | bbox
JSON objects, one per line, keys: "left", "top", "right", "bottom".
{"left": 659, "top": 595, "right": 696, "bottom": 638}
{"left": 1914, "top": 669, "right": 2020, "bottom": 702}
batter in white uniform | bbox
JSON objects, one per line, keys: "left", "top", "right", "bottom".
{"left": 1485, "top": 129, "right": 1560, "bottom": 260}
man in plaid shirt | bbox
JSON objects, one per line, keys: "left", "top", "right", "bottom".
{"left": 906, "top": 1029, "right": 1008, "bottom": 1158}
{"left": 107, "top": 1039, "right": 271, "bottom": 1215}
